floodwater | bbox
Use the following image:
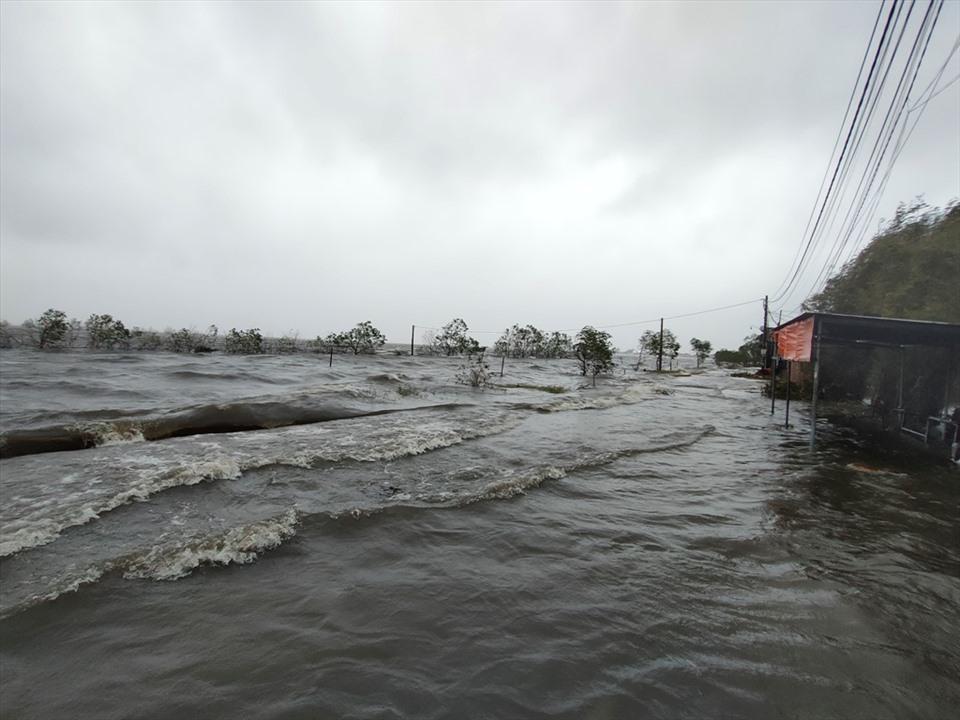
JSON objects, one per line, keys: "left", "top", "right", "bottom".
{"left": 1, "top": 349, "right": 957, "bottom": 718}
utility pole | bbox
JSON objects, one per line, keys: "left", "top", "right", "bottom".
{"left": 762, "top": 295, "right": 769, "bottom": 370}
{"left": 657, "top": 317, "right": 664, "bottom": 372}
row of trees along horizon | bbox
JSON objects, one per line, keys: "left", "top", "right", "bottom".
{"left": 1, "top": 198, "right": 949, "bottom": 395}
{"left": 0, "top": 313, "right": 728, "bottom": 374}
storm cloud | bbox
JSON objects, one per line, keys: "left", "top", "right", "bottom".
{"left": 2, "top": 1, "right": 958, "bottom": 350}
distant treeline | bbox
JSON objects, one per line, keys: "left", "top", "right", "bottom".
{"left": 1, "top": 312, "right": 722, "bottom": 379}
{"left": 0, "top": 314, "right": 388, "bottom": 355}
{"left": 0, "top": 314, "right": 587, "bottom": 360}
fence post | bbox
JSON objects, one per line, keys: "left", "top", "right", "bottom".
{"left": 809, "top": 324, "right": 821, "bottom": 449}
{"left": 784, "top": 361, "right": 791, "bottom": 428}
{"left": 770, "top": 355, "right": 777, "bottom": 415}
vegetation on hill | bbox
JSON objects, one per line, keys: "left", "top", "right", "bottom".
{"left": 804, "top": 199, "right": 959, "bottom": 424}
{"left": 807, "top": 198, "right": 959, "bottom": 323}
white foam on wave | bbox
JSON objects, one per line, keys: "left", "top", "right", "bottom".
{"left": 0, "top": 456, "right": 243, "bottom": 557}
{"left": 476, "top": 466, "right": 568, "bottom": 500}
{"left": 122, "top": 509, "right": 301, "bottom": 581}
{"left": 1, "top": 410, "right": 523, "bottom": 558}
{"left": 534, "top": 383, "right": 654, "bottom": 413}
{"left": 0, "top": 564, "right": 108, "bottom": 620}
{"left": 69, "top": 421, "right": 147, "bottom": 447}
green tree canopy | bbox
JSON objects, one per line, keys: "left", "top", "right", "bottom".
{"left": 574, "top": 326, "right": 615, "bottom": 384}
{"left": 326, "top": 321, "right": 387, "bottom": 354}
{"left": 641, "top": 328, "right": 680, "bottom": 369}
{"left": 225, "top": 328, "right": 263, "bottom": 354}
{"left": 38, "top": 308, "right": 69, "bottom": 349}
{"left": 807, "top": 198, "right": 959, "bottom": 322}
{"left": 690, "top": 338, "right": 713, "bottom": 368}
{"left": 85, "top": 314, "right": 130, "bottom": 350}
{"left": 433, "top": 318, "right": 480, "bottom": 356}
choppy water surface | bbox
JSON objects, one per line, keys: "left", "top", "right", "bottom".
{"left": 1, "top": 349, "right": 957, "bottom": 718}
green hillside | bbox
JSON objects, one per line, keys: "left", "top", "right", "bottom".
{"left": 807, "top": 199, "right": 959, "bottom": 322}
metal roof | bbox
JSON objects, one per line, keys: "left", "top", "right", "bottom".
{"left": 773, "top": 312, "right": 960, "bottom": 349}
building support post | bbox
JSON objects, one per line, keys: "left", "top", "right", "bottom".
{"left": 896, "top": 346, "right": 905, "bottom": 430}
{"left": 809, "top": 326, "right": 821, "bottom": 449}
{"left": 770, "top": 354, "right": 777, "bottom": 415}
{"left": 784, "top": 361, "right": 792, "bottom": 429}
{"left": 942, "top": 351, "right": 953, "bottom": 417}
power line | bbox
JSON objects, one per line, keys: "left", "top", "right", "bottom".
{"left": 803, "top": 0, "right": 946, "bottom": 299}
{"left": 770, "top": 0, "right": 902, "bottom": 304}
{"left": 837, "top": 32, "right": 960, "bottom": 268}
{"left": 768, "top": 0, "right": 888, "bottom": 302}
{"left": 774, "top": 0, "right": 951, "bottom": 315}
{"left": 415, "top": 298, "right": 765, "bottom": 337}
{"left": 797, "top": 0, "right": 920, "bottom": 295}
{"left": 801, "top": 0, "right": 939, "bottom": 297}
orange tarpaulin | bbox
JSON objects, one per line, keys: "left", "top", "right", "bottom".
{"left": 774, "top": 317, "right": 814, "bottom": 362}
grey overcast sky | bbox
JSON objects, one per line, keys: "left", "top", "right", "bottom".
{"left": 1, "top": 0, "right": 958, "bottom": 350}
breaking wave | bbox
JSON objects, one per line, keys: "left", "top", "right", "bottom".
{"left": 0, "top": 424, "right": 715, "bottom": 616}
{"left": 122, "top": 509, "right": 302, "bottom": 581}
{"left": 0, "top": 410, "right": 524, "bottom": 558}
{"left": 0, "top": 395, "right": 456, "bottom": 460}
{"left": 0, "top": 456, "right": 245, "bottom": 557}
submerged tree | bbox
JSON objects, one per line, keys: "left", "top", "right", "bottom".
{"left": 543, "top": 331, "right": 573, "bottom": 358}
{"left": 168, "top": 328, "right": 199, "bottom": 353}
{"left": 274, "top": 332, "right": 300, "bottom": 354}
{"left": 224, "top": 328, "right": 263, "bottom": 354}
{"left": 642, "top": 328, "right": 680, "bottom": 370}
{"left": 689, "top": 338, "right": 713, "bottom": 368}
{"left": 456, "top": 349, "right": 492, "bottom": 388}
{"left": 130, "top": 328, "right": 165, "bottom": 351}
{"left": 433, "top": 318, "right": 480, "bottom": 356}
{"left": 86, "top": 314, "right": 131, "bottom": 350}
{"left": 574, "top": 326, "right": 615, "bottom": 385}
{"left": 714, "top": 333, "right": 763, "bottom": 366}
{"left": 37, "top": 308, "right": 70, "bottom": 349}
{"left": 327, "top": 321, "right": 386, "bottom": 355}
{"left": 166, "top": 325, "right": 218, "bottom": 353}
{"left": 493, "top": 325, "right": 571, "bottom": 358}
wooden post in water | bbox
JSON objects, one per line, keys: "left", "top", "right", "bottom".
{"left": 896, "top": 346, "right": 905, "bottom": 429}
{"left": 770, "top": 358, "right": 776, "bottom": 414}
{"left": 410, "top": 325, "right": 415, "bottom": 356}
{"left": 329, "top": 346, "right": 334, "bottom": 368}
{"left": 657, "top": 318, "right": 664, "bottom": 372}
{"left": 784, "top": 361, "right": 792, "bottom": 428}
{"left": 500, "top": 355, "right": 505, "bottom": 377}
{"left": 809, "top": 325, "right": 821, "bottom": 449}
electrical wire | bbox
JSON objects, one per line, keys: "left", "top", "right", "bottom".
{"left": 770, "top": 0, "right": 902, "bottom": 305}
{"left": 802, "top": 0, "right": 939, "bottom": 296}
{"left": 775, "top": 0, "right": 950, "bottom": 314}
{"left": 415, "top": 298, "right": 765, "bottom": 338}
{"left": 803, "top": 0, "right": 947, "bottom": 298}
{"left": 768, "top": 0, "right": 888, "bottom": 302}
